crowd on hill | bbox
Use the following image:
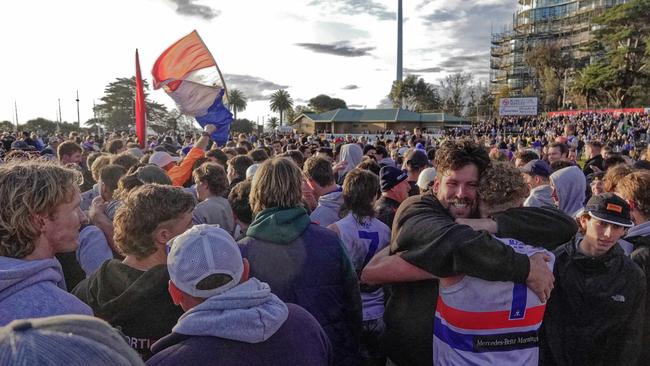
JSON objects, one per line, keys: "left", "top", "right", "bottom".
{"left": 1, "top": 111, "right": 650, "bottom": 366}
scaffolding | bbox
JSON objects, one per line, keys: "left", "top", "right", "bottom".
{"left": 490, "top": 0, "right": 629, "bottom": 96}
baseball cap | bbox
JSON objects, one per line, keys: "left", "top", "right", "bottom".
{"left": 246, "top": 163, "right": 261, "bottom": 179}
{"left": 167, "top": 225, "right": 244, "bottom": 298}
{"left": 0, "top": 315, "right": 144, "bottom": 366}
{"left": 404, "top": 149, "right": 429, "bottom": 169}
{"left": 416, "top": 167, "right": 437, "bottom": 191}
{"left": 149, "top": 151, "right": 180, "bottom": 168}
{"left": 520, "top": 159, "right": 551, "bottom": 178}
{"left": 380, "top": 166, "right": 408, "bottom": 192}
{"left": 584, "top": 193, "right": 633, "bottom": 228}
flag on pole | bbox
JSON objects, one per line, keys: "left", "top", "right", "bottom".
{"left": 135, "top": 49, "right": 147, "bottom": 149}
{"left": 151, "top": 30, "right": 232, "bottom": 145}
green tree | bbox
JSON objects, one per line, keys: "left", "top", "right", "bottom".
{"left": 524, "top": 43, "right": 571, "bottom": 110}
{"left": 269, "top": 89, "right": 293, "bottom": 126}
{"left": 439, "top": 73, "right": 472, "bottom": 116}
{"left": 94, "top": 77, "right": 172, "bottom": 132}
{"left": 23, "top": 118, "right": 57, "bottom": 135}
{"left": 389, "top": 75, "right": 441, "bottom": 112}
{"left": 0, "top": 120, "right": 14, "bottom": 131}
{"left": 308, "top": 94, "right": 347, "bottom": 113}
{"left": 266, "top": 116, "right": 279, "bottom": 130}
{"left": 226, "top": 89, "right": 247, "bottom": 120}
{"left": 578, "top": 0, "right": 650, "bottom": 107}
{"left": 231, "top": 118, "right": 255, "bottom": 134}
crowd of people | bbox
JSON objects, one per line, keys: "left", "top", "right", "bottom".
{"left": 0, "top": 111, "right": 649, "bottom": 366}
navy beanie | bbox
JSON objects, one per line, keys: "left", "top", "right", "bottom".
{"left": 380, "top": 166, "right": 408, "bottom": 192}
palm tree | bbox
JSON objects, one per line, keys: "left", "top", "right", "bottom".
{"left": 269, "top": 89, "right": 293, "bottom": 126}
{"left": 266, "top": 116, "right": 279, "bottom": 130}
{"left": 226, "top": 89, "right": 247, "bottom": 120}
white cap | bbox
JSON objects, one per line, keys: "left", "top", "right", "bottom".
{"left": 416, "top": 167, "right": 437, "bottom": 191}
{"left": 149, "top": 151, "right": 180, "bottom": 168}
{"left": 245, "top": 163, "right": 261, "bottom": 179}
{"left": 167, "top": 225, "right": 243, "bottom": 298}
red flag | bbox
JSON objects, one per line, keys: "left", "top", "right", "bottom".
{"left": 135, "top": 49, "right": 147, "bottom": 149}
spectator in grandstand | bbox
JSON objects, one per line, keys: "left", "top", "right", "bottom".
{"left": 616, "top": 171, "right": 650, "bottom": 365}
{"left": 192, "top": 162, "right": 235, "bottom": 235}
{"left": 403, "top": 148, "right": 429, "bottom": 196}
{"left": 375, "top": 166, "right": 410, "bottom": 229}
{"left": 550, "top": 166, "right": 586, "bottom": 217}
{"left": 303, "top": 156, "right": 344, "bottom": 227}
{"left": 583, "top": 140, "right": 604, "bottom": 176}
{"left": 146, "top": 225, "right": 332, "bottom": 366}
{"left": 0, "top": 161, "right": 93, "bottom": 325}
{"left": 0, "top": 315, "right": 144, "bottom": 366}
{"left": 546, "top": 142, "right": 569, "bottom": 165}
{"left": 329, "top": 169, "right": 390, "bottom": 365}
{"left": 540, "top": 193, "right": 645, "bottom": 366}
{"left": 73, "top": 185, "right": 195, "bottom": 359}
{"left": 362, "top": 140, "right": 576, "bottom": 366}
{"left": 521, "top": 160, "right": 553, "bottom": 208}
{"left": 238, "top": 157, "right": 362, "bottom": 366}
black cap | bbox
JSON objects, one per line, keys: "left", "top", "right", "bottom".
{"left": 520, "top": 159, "right": 551, "bottom": 178}
{"left": 380, "top": 166, "right": 408, "bottom": 192}
{"left": 585, "top": 193, "right": 633, "bottom": 228}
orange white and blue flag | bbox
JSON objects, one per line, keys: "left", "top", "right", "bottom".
{"left": 152, "top": 30, "right": 232, "bottom": 144}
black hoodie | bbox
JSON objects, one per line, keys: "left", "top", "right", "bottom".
{"left": 72, "top": 259, "right": 183, "bottom": 360}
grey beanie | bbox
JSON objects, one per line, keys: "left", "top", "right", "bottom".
{"left": 0, "top": 315, "right": 144, "bottom": 366}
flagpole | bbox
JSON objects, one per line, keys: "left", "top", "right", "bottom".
{"left": 14, "top": 101, "right": 18, "bottom": 133}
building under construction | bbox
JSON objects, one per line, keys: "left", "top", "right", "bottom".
{"left": 490, "top": 0, "right": 629, "bottom": 96}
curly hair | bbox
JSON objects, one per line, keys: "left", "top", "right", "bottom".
{"left": 478, "top": 162, "right": 529, "bottom": 216}
{"left": 193, "top": 162, "right": 228, "bottom": 196}
{"left": 110, "top": 152, "right": 140, "bottom": 172}
{"left": 228, "top": 179, "right": 253, "bottom": 224}
{"left": 617, "top": 171, "right": 650, "bottom": 218}
{"left": 435, "top": 139, "right": 490, "bottom": 179}
{"left": 604, "top": 164, "right": 635, "bottom": 192}
{"left": 250, "top": 157, "right": 303, "bottom": 215}
{"left": 114, "top": 184, "right": 195, "bottom": 260}
{"left": 340, "top": 169, "right": 380, "bottom": 220}
{"left": 0, "top": 161, "right": 81, "bottom": 258}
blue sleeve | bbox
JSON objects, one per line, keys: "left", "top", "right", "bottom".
{"left": 76, "top": 225, "right": 113, "bottom": 277}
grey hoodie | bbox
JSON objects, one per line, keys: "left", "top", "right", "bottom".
{"left": 524, "top": 185, "right": 554, "bottom": 208}
{"left": 173, "top": 278, "right": 288, "bottom": 343}
{"left": 310, "top": 188, "right": 343, "bottom": 227}
{"left": 550, "top": 166, "right": 586, "bottom": 217}
{"left": 0, "top": 257, "right": 93, "bottom": 325}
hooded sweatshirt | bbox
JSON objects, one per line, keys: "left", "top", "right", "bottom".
{"left": 310, "top": 187, "right": 344, "bottom": 227}
{"left": 337, "top": 144, "right": 363, "bottom": 184}
{"left": 147, "top": 280, "right": 332, "bottom": 366}
{"left": 550, "top": 166, "right": 586, "bottom": 217}
{"left": 0, "top": 257, "right": 93, "bottom": 326}
{"left": 72, "top": 260, "right": 183, "bottom": 359}
{"left": 240, "top": 206, "right": 362, "bottom": 366}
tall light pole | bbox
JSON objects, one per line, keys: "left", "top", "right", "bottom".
{"left": 76, "top": 90, "right": 80, "bottom": 128}
{"left": 396, "top": 0, "right": 403, "bottom": 82}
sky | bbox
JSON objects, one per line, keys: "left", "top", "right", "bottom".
{"left": 1, "top": 0, "right": 518, "bottom": 128}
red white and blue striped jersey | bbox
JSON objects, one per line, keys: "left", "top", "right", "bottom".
{"left": 433, "top": 237, "right": 555, "bottom": 366}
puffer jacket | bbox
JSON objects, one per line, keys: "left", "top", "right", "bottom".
{"left": 540, "top": 238, "right": 646, "bottom": 366}
{"left": 238, "top": 207, "right": 362, "bottom": 366}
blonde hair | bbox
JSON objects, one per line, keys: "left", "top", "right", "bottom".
{"left": 250, "top": 157, "right": 303, "bottom": 215}
{"left": 0, "top": 161, "right": 80, "bottom": 258}
{"left": 604, "top": 164, "right": 635, "bottom": 192}
{"left": 90, "top": 155, "right": 111, "bottom": 182}
{"left": 478, "top": 162, "right": 529, "bottom": 216}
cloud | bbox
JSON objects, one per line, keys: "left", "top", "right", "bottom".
{"left": 296, "top": 42, "right": 375, "bottom": 57}
{"left": 307, "top": 0, "right": 395, "bottom": 21}
{"left": 223, "top": 74, "right": 289, "bottom": 102}
{"left": 421, "top": 9, "right": 461, "bottom": 25}
{"left": 342, "top": 84, "right": 359, "bottom": 90}
{"left": 415, "top": 0, "right": 435, "bottom": 11}
{"left": 437, "top": 52, "right": 490, "bottom": 70}
{"left": 404, "top": 67, "right": 443, "bottom": 73}
{"left": 168, "top": 0, "right": 220, "bottom": 20}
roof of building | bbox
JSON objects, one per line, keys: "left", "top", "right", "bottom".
{"left": 294, "top": 108, "right": 469, "bottom": 124}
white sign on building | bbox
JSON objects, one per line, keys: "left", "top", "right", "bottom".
{"left": 499, "top": 97, "right": 538, "bottom": 116}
